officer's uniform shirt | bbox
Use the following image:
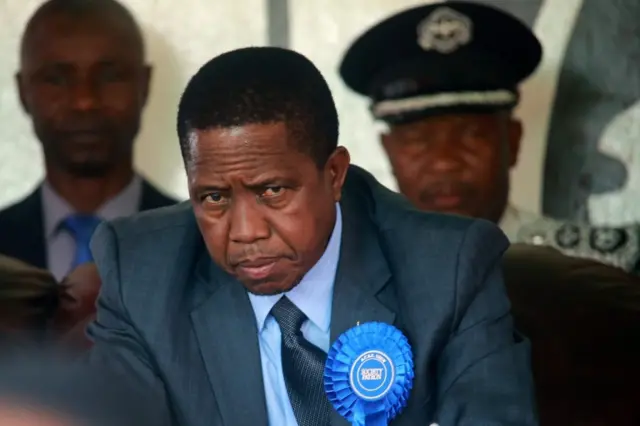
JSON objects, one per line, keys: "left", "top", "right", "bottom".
{"left": 515, "top": 215, "right": 640, "bottom": 274}
{"left": 500, "top": 205, "right": 640, "bottom": 273}
{"left": 339, "top": 1, "right": 640, "bottom": 274}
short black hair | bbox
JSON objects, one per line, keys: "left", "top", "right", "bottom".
{"left": 21, "top": 0, "right": 145, "bottom": 61}
{"left": 177, "top": 47, "right": 339, "bottom": 167}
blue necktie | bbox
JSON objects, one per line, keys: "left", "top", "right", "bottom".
{"left": 62, "top": 214, "right": 102, "bottom": 270}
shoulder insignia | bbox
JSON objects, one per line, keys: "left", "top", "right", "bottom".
{"left": 589, "top": 227, "right": 628, "bottom": 253}
{"left": 514, "top": 217, "right": 640, "bottom": 273}
{"left": 555, "top": 224, "right": 581, "bottom": 249}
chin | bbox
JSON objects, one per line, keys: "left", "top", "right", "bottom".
{"left": 242, "top": 277, "right": 301, "bottom": 296}
{"left": 65, "top": 160, "right": 113, "bottom": 178}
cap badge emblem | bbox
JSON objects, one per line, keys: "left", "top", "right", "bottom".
{"left": 417, "top": 7, "right": 472, "bottom": 54}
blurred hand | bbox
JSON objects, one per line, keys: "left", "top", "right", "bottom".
{"left": 54, "top": 263, "right": 101, "bottom": 333}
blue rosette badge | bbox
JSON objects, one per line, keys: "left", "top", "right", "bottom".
{"left": 324, "top": 322, "right": 414, "bottom": 426}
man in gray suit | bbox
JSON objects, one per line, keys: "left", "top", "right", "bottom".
{"left": 87, "top": 47, "right": 536, "bottom": 426}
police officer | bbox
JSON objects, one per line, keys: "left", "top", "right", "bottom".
{"left": 339, "top": 1, "right": 640, "bottom": 273}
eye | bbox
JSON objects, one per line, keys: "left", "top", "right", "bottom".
{"left": 204, "top": 192, "right": 226, "bottom": 204}
{"left": 41, "top": 72, "right": 68, "bottom": 86}
{"left": 99, "top": 67, "right": 129, "bottom": 83}
{"left": 262, "top": 186, "right": 284, "bottom": 197}
{"left": 461, "top": 124, "right": 487, "bottom": 140}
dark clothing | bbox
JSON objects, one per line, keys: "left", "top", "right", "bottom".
{"left": 87, "top": 166, "right": 536, "bottom": 426}
{"left": 0, "top": 180, "right": 177, "bottom": 269}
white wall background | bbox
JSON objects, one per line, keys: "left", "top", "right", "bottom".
{"left": 0, "top": 0, "right": 580, "bottom": 216}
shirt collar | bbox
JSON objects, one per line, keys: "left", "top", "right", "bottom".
{"left": 41, "top": 176, "right": 143, "bottom": 238}
{"left": 248, "top": 203, "right": 342, "bottom": 333}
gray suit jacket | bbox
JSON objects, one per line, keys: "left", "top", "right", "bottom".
{"left": 87, "top": 166, "right": 537, "bottom": 426}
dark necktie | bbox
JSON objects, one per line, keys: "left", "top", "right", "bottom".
{"left": 61, "top": 214, "right": 102, "bottom": 270}
{"left": 270, "top": 296, "right": 331, "bottom": 426}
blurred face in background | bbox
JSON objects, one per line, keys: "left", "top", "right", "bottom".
{"left": 381, "top": 112, "right": 522, "bottom": 223}
{"left": 0, "top": 404, "right": 79, "bottom": 426}
{"left": 17, "top": 10, "right": 150, "bottom": 178}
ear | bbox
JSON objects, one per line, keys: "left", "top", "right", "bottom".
{"left": 140, "top": 64, "right": 152, "bottom": 107}
{"left": 380, "top": 130, "right": 402, "bottom": 176}
{"left": 325, "top": 146, "right": 351, "bottom": 202}
{"left": 15, "top": 72, "right": 30, "bottom": 115}
{"left": 380, "top": 130, "right": 393, "bottom": 155}
{"left": 507, "top": 117, "right": 522, "bottom": 168}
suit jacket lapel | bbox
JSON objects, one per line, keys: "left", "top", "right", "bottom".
{"left": 190, "top": 252, "right": 269, "bottom": 426}
{"left": 188, "top": 170, "right": 397, "bottom": 426}
{"left": 2, "top": 188, "right": 47, "bottom": 269}
{"left": 329, "top": 188, "right": 396, "bottom": 426}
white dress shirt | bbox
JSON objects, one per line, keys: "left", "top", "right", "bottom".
{"left": 41, "top": 176, "right": 143, "bottom": 281}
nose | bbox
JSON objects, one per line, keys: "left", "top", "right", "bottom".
{"left": 228, "top": 198, "right": 271, "bottom": 244}
{"left": 71, "top": 80, "right": 99, "bottom": 111}
{"left": 427, "top": 141, "right": 463, "bottom": 173}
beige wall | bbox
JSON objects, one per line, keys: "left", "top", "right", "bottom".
{"left": 513, "top": 0, "right": 584, "bottom": 215}
{"left": 0, "top": 0, "right": 574, "bottom": 216}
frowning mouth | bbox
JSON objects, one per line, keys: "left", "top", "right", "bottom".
{"left": 234, "top": 257, "right": 280, "bottom": 281}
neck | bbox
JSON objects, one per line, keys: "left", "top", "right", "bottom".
{"left": 45, "top": 162, "right": 135, "bottom": 213}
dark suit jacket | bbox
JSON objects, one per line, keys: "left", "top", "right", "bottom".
{"left": 0, "top": 179, "right": 177, "bottom": 269}
{"left": 87, "top": 166, "right": 537, "bottom": 426}
{"left": 503, "top": 245, "right": 640, "bottom": 426}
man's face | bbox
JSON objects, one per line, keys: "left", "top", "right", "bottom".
{"left": 381, "top": 113, "right": 521, "bottom": 222}
{"left": 17, "top": 12, "right": 150, "bottom": 177}
{"left": 187, "top": 122, "right": 350, "bottom": 295}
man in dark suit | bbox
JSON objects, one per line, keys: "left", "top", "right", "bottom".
{"left": 88, "top": 47, "right": 536, "bottom": 426}
{"left": 0, "top": 0, "right": 176, "bottom": 280}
